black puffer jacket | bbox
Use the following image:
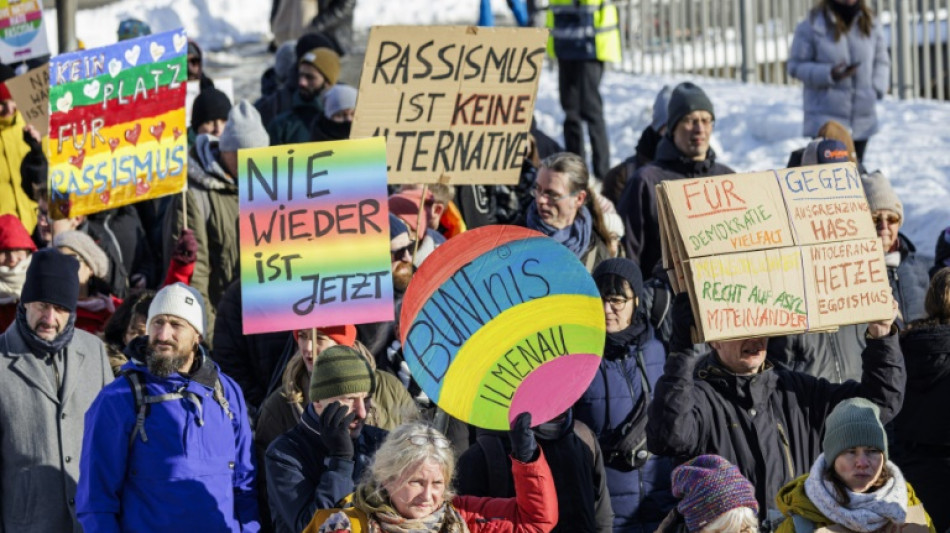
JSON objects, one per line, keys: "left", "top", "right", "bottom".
{"left": 617, "top": 136, "right": 734, "bottom": 275}
{"left": 646, "top": 333, "right": 905, "bottom": 521}
{"left": 893, "top": 322, "right": 950, "bottom": 532}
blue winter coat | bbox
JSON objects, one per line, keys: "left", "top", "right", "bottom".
{"left": 76, "top": 338, "right": 260, "bottom": 533}
{"left": 573, "top": 326, "right": 675, "bottom": 533}
{"left": 787, "top": 7, "right": 890, "bottom": 140}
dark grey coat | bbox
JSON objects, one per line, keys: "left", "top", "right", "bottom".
{"left": 0, "top": 321, "right": 113, "bottom": 532}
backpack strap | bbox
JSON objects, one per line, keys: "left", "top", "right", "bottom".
{"left": 475, "top": 433, "right": 511, "bottom": 496}
{"left": 212, "top": 378, "right": 234, "bottom": 421}
{"left": 572, "top": 419, "right": 598, "bottom": 465}
{"left": 121, "top": 370, "right": 151, "bottom": 446}
{"left": 649, "top": 281, "right": 671, "bottom": 334}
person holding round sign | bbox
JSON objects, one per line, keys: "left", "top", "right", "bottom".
{"left": 575, "top": 258, "right": 675, "bottom": 532}
{"left": 302, "top": 416, "right": 558, "bottom": 533}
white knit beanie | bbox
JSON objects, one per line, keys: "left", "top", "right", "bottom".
{"left": 862, "top": 170, "right": 904, "bottom": 223}
{"left": 148, "top": 282, "right": 205, "bottom": 336}
{"left": 219, "top": 100, "right": 270, "bottom": 152}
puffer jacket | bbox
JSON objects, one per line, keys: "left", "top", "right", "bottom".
{"left": 774, "top": 473, "right": 935, "bottom": 533}
{"left": 893, "top": 322, "right": 950, "bottom": 532}
{"left": 617, "top": 137, "right": 734, "bottom": 276}
{"left": 646, "top": 332, "right": 905, "bottom": 522}
{"left": 889, "top": 234, "right": 930, "bottom": 325}
{"left": 767, "top": 323, "right": 867, "bottom": 383}
{"left": 162, "top": 135, "right": 240, "bottom": 347}
{"left": 573, "top": 326, "right": 675, "bottom": 533}
{"left": 76, "top": 338, "right": 259, "bottom": 532}
{"left": 787, "top": 7, "right": 889, "bottom": 140}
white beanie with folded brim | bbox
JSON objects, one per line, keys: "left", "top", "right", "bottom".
{"left": 148, "top": 282, "right": 206, "bottom": 337}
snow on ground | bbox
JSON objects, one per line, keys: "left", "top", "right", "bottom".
{"left": 43, "top": 0, "right": 950, "bottom": 253}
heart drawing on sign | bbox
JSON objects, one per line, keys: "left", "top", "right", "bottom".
{"left": 149, "top": 42, "right": 165, "bottom": 62}
{"left": 83, "top": 80, "right": 100, "bottom": 99}
{"left": 172, "top": 127, "right": 183, "bottom": 141}
{"left": 125, "top": 123, "right": 142, "bottom": 145}
{"left": 173, "top": 33, "right": 187, "bottom": 52}
{"left": 108, "top": 137, "right": 120, "bottom": 152}
{"left": 56, "top": 91, "right": 73, "bottom": 113}
{"left": 99, "top": 190, "right": 111, "bottom": 204}
{"left": 108, "top": 58, "right": 122, "bottom": 77}
{"left": 149, "top": 121, "right": 166, "bottom": 142}
{"left": 125, "top": 45, "right": 141, "bottom": 66}
{"left": 68, "top": 149, "right": 85, "bottom": 169}
{"left": 136, "top": 179, "right": 150, "bottom": 196}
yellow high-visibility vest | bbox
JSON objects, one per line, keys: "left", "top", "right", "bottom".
{"left": 546, "top": 0, "right": 621, "bottom": 63}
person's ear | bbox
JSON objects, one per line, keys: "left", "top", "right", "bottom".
{"left": 575, "top": 189, "right": 588, "bottom": 209}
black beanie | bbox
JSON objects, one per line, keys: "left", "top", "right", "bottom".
{"left": 296, "top": 31, "right": 343, "bottom": 60}
{"left": 593, "top": 258, "right": 644, "bottom": 298}
{"left": 191, "top": 88, "right": 232, "bottom": 129}
{"left": 666, "top": 82, "right": 715, "bottom": 133}
{"left": 21, "top": 249, "right": 80, "bottom": 312}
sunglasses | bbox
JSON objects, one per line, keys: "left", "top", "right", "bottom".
{"left": 391, "top": 242, "right": 416, "bottom": 260}
{"left": 407, "top": 434, "right": 451, "bottom": 449}
{"left": 871, "top": 212, "right": 900, "bottom": 225}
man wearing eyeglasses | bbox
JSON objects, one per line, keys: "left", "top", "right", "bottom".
{"left": 617, "top": 82, "right": 734, "bottom": 276}
{"left": 863, "top": 171, "right": 929, "bottom": 325}
{"left": 265, "top": 345, "right": 386, "bottom": 533}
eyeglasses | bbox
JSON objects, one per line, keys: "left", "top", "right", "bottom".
{"left": 391, "top": 242, "right": 416, "bottom": 261}
{"left": 871, "top": 212, "right": 900, "bottom": 226}
{"left": 407, "top": 434, "right": 451, "bottom": 449}
{"left": 530, "top": 185, "right": 578, "bottom": 203}
{"left": 602, "top": 296, "right": 631, "bottom": 311}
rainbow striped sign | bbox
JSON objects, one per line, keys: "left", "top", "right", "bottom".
{"left": 48, "top": 29, "right": 188, "bottom": 219}
{"left": 238, "top": 137, "right": 394, "bottom": 335}
{"left": 399, "top": 226, "right": 606, "bottom": 430}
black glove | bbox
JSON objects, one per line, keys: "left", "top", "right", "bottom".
{"left": 319, "top": 402, "right": 356, "bottom": 459}
{"left": 508, "top": 412, "right": 538, "bottom": 462}
{"left": 669, "top": 292, "right": 696, "bottom": 353}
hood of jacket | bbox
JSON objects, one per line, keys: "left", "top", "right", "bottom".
{"left": 188, "top": 134, "right": 236, "bottom": 191}
{"left": 654, "top": 135, "right": 722, "bottom": 177}
{"left": 122, "top": 335, "right": 220, "bottom": 389}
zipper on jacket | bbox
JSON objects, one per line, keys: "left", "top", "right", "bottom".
{"left": 829, "top": 339, "right": 842, "bottom": 384}
{"left": 775, "top": 422, "right": 795, "bottom": 479}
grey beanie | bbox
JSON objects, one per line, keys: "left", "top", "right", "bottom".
{"left": 667, "top": 82, "right": 715, "bottom": 133}
{"left": 862, "top": 171, "right": 903, "bottom": 223}
{"left": 53, "top": 230, "right": 110, "bottom": 279}
{"left": 651, "top": 85, "right": 674, "bottom": 132}
{"left": 275, "top": 41, "right": 298, "bottom": 82}
{"left": 323, "top": 84, "right": 358, "bottom": 119}
{"left": 219, "top": 100, "right": 270, "bottom": 152}
{"left": 823, "top": 398, "right": 888, "bottom": 461}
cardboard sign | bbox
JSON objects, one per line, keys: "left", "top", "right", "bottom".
{"left": 185, "top": 77, "right": 234, "bottom": 126}
{"left": 238, "top": 137, "right": 394, "bottom": 335}
{"left": 350, "top": 25, "right": 548, "bottom": 185}
{"left": 47, "top": 29, "right": 188, "bottom": 219}
{"left": 5, "top": 64, "right": 48, "bottom": 135}
{"left": 0, "top": 0, "right": 49, "bottom": 63}
{"left": 659, "top": 162, "right": 892, "bottom": 341}
{"left": 399, "top": 225, "right": 605, "bottom": 430}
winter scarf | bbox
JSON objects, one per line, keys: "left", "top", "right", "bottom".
{"left": 189, "top": 134, "right": 235, "bottom": 186}
{"left": 15, "top": 300, "right": 76, "bottom": 355}
{"left": 526, "top": 203, "right": 592, "bottom": 258}
{"left": 804, "top": 454, "right": 908, "bottom": 532}
{"left": 0, "top": 255, "right": 30, "bottom": 303}
{"left": 354, "top": 484, "right": 469, "bottom": 533}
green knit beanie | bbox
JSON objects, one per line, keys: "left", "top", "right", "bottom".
{"left": 309, "top": 345, "right": 374, "bottom": 401}
{"left": 823, "top": 398, "right": 888, "bottom": 462}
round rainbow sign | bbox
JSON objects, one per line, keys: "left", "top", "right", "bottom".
{"left": 399, "top": 225, "right": 605, "bottom": 430}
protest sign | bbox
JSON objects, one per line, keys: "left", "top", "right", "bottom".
{"left": 658, "top": 162, "right": 892, "bottom": 341}
{"left": 47, "top": 29, "right": 188, "bottom": 219}
{"left": 0, "top": 0, "right": 49, "bottom": 63}
{"left": 238, "top": 136, "right": 394, "bottom": 335}
{"left": 350, "top": 25, "right": 548, "bottom": 185}
{"left": 399, "top": 225, "right": 605, "bottom": 430}
{"left": 185, "top": 77, "right": 234, "bottom": 126}
{"left": 5, "top": 64, "right": 48, "bottom": 135}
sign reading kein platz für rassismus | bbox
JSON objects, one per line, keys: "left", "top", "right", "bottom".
{"left": 350, "top": 25, "right": 548, "bottom": 185}
{"left": 238, "top": 137, "right": 394, "bottom": 335}
{"left": 658, "top": 162, "right": 892, "bottom": 342}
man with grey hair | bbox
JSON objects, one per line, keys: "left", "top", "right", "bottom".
{"left": 0, "top": 248, "right": 113, "bottom": 532}
{"left": 163, "top": 100, "right": 271, "bottom": 346}
{"left": 77, "top": 282, "right": 258, "bottom": 532}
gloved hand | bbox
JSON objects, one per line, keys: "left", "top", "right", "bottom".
{"left": 669, "top": 292, "right": 696, "bottom": 353}
{"left": 172, "top": 229, "right": 198, "bottom": 264}
{"left": 508, "top": 412, "right": 538, "bottom": 463}
{"left": 319, "top": 401, "right": 356, "bottom": 459}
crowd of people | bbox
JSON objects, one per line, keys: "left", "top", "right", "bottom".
{"left": 0, "top": 0, "right": 948, "bottom": 531}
